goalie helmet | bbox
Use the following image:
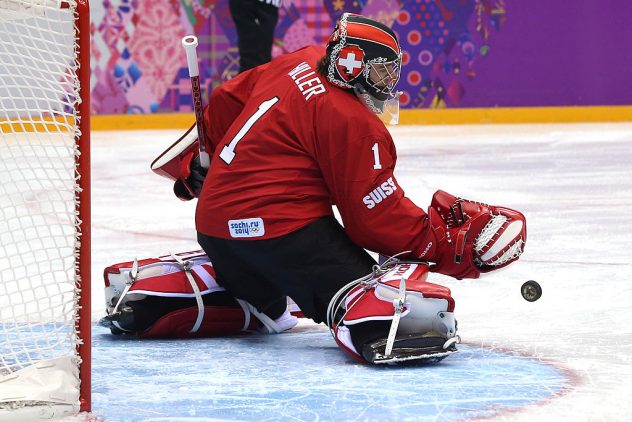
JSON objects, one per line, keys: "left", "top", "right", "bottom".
{"left": 325, "top": 13, "right": 402, "bottom": 114}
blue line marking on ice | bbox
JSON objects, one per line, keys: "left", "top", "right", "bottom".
{"left": 91, "top": 324, "right": 567, "bottom": 421}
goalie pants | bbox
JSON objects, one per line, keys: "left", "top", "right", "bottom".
{"left": 197, "top": 217, "right": 376, "bottom": 324}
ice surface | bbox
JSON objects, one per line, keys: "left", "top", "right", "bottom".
{"left": 91, "top": 324, "right": 568, "bottom": 422}
{"left": 89, "top": 123, "right": 632, "bottom": 421}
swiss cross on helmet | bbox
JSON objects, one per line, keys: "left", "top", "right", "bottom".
{"left": 326, "top": 13, "right": 402, "bottom": 114}
{"left": 336, "top": 45, "right": 365, "bottom": 81}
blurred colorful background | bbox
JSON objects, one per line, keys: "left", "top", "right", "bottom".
{"left": 89, "top": 0, "right": 632, "bottom": 121}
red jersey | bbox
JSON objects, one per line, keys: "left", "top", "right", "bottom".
{"left": 196, "top": 46, "right": 433, "bottom": 258}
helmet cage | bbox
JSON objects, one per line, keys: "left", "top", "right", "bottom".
{"left": 364, "top": 57, "right": 401, "bottom": 99}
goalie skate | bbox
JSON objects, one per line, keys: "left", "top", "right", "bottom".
{"left": 363, "top": 333, "right": 460, "bottom": 364}
{"left": 98, "top": 306, "right": 135, "bottom": 335}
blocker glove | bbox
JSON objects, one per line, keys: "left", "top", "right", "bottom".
{"left": 173, "top": 153, "right": 208, "bottom": 201}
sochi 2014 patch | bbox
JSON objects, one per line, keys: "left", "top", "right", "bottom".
{"left": 228, "top": 218, "right": 265, "bottom": 238}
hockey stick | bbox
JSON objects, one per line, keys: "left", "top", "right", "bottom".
{"left": 182, "top": 35, "right": 210, "bottom": 169}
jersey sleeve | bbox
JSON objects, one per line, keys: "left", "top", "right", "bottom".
{"left": 316, "top": 116, "right": 433, "bottom": 258}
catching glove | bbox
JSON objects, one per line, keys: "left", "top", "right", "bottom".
{"left": 425, "top": 190, "right": 526, "bottom": 279}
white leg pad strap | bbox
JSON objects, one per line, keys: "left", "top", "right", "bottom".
{"left": 171, "top": 253, "right": 205, "bottom": 333}
{"left": 236, "top": 300, "right": 298, "bottom": 334}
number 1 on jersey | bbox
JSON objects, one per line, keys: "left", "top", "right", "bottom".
{"left": 372, "top": 142, "right": 382, "bottom": 170}
{"left": 219, "top": 96, "right": 279, "bottom": 164}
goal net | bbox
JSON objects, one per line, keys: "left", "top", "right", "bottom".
{"left": 0, "top": 0, "right": 90, "bottom": 419}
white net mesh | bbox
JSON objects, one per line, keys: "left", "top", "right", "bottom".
{"left": 0, "top": 0, "right": 84, "bottom": 412}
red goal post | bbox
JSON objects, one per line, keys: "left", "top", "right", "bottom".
{"left": 0, "top": 0, "right": 91, "bottom": 418}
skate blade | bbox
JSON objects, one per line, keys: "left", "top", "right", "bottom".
{"left": 363, "top": 333, "right": 460, "bottom": 365}
{"left": 370, "top": 348, "right": 458, "bottom": 364}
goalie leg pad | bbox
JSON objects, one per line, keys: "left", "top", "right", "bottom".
{"left": 328, "top": 262, "right": 458, "bottom": 364}
{"left": 141, "top": 305, "right": 254, "bottom": 338}
{"left": 101, "top": 250, "right": 298, "bottom": 338}
{"left": 99, "top": 287, "right": 256, "bottom": 337}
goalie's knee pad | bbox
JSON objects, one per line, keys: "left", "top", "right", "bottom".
{"left": 327, "top": 261, "right": 458, "bottom": 364}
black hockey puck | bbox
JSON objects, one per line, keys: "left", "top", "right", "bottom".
{"left": 521, "top": 280, "right": 542, "bottom": 302}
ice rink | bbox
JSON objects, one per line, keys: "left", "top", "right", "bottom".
{"left": 89, "top": 122, "right": 632, "bottom": 421}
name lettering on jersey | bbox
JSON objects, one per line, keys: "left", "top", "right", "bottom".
{"left": 288, "top": 61, "right": 326, "bottom": 101}
{"left": 362, "top": 177, "right": 397, "bottom": 209}
{"left": 228, "top": 218, "right": 265, "bottom": 238}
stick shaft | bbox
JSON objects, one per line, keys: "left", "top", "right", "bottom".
{"left": 182, "top": 35, "right": 210, "bottom": 168}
